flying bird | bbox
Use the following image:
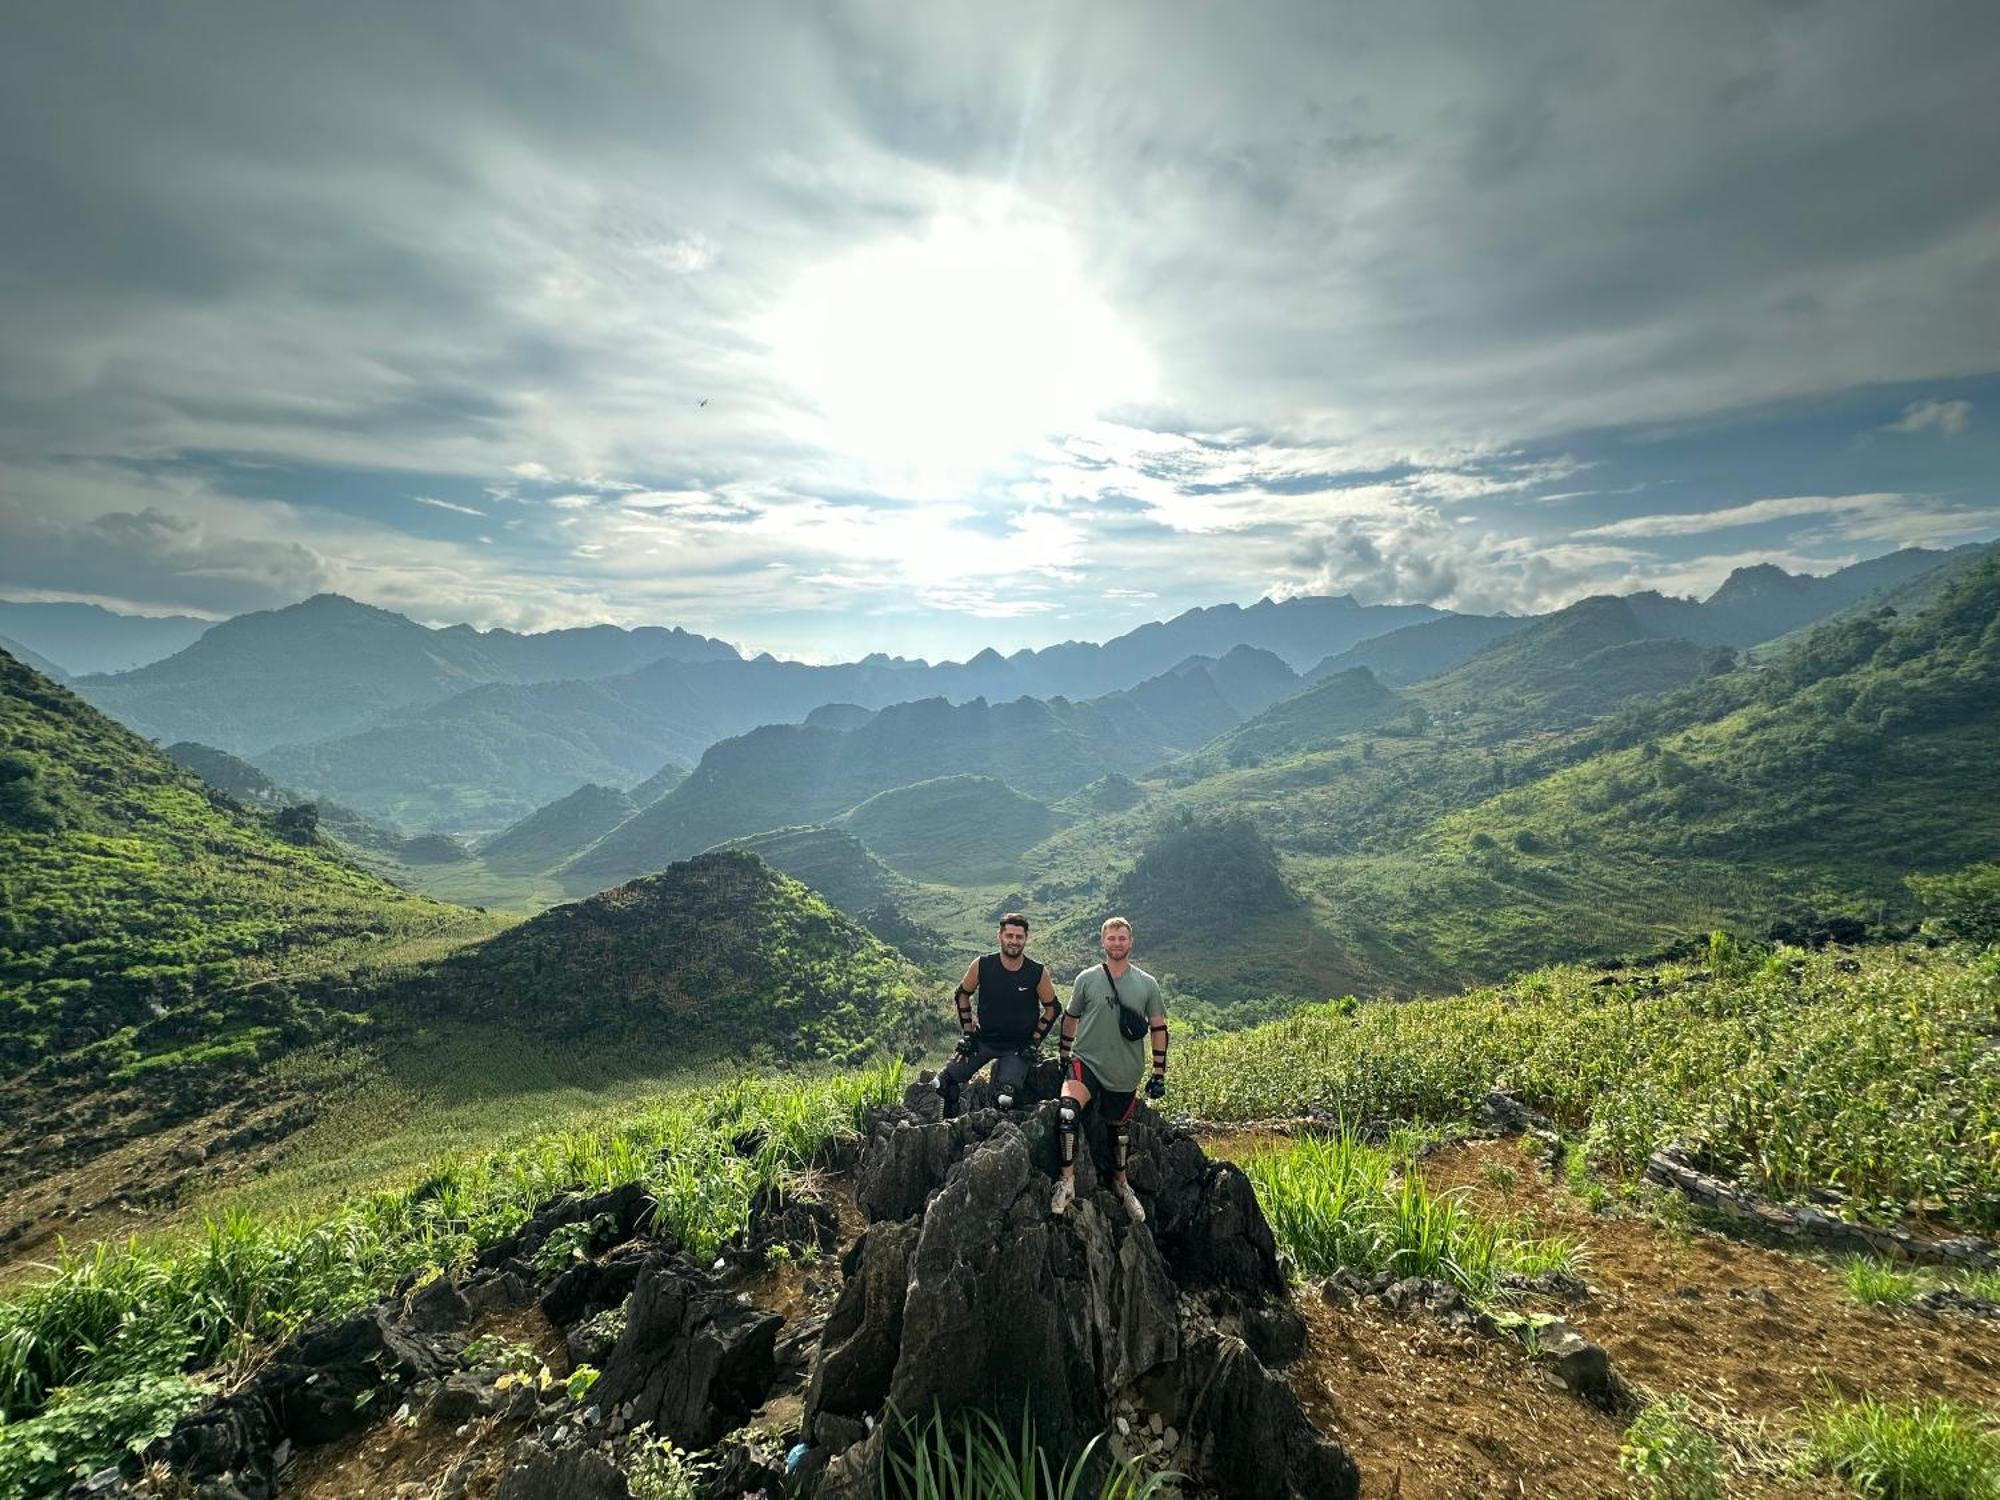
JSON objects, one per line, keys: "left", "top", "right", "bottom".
{"left": 698, "top": 398, "right": 709, "bottom": 408}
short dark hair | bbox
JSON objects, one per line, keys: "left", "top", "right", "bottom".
{"left": 999, "top": 912, "right": 1030, "bottom": 933}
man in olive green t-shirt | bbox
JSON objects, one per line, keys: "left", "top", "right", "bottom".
{"left": 1051, "top": 916, "right": 1168, "bottom": 1223}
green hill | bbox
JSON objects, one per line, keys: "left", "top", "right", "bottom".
{"left": 162, "top": 740, "right": 412, "bottom": 858}
{"left": 478, "top": 783, "right": 638, "bottom": 873}
{"left": 835, "top": 774, "right": 1063, "bottom": 885}
{"left": 1013, "top": 555, "right": 2000, "bottom": 1000}
{"left": 1415, "top": 595, "right": 1719, "bottom": 729}
{"left": 721, "top": 826, "right": 908, "bottom": 916}
{"left": 560, "top": 675, "right": 1251, "bottom": 893}
{"left": 419, "top": 849, "right": 923, "bottom": 1064}
{"left": 1306, "top": 613, "right": 1529, "bottom": 687}
{"left": 628, "top": 759, "right": 690, "bottom": 805}
{"left": 1195, "top": 666, "right": 1404, "bottom": 768}
{"left": 0, "top": 652, "right": 487, "bottom": 1075}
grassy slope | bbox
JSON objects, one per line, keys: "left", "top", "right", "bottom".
{"left": 0, "top": 653, "right": 497, "bottom": 1076}
{"left": 834, "top": 774, "right": 1065, "bottom": 884}
{"left": 934, "top": 555, "right": 2000, "bottom": 1002}
{"left": 414, "top": 849, "right": 928, "bottom": 1067}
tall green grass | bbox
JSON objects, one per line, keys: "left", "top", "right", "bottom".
{"left": 1241, "top": 1132, "right": 1584, "bottom": 1302}
{"left": 1175, "top": 945, "right": 2000, "bottom": 1229}
{"left": 880, "top": 1407, "right": 1174, "bottom": 1500}
{"left": 0, "top": 1064, "right": 902, "bottom": 1493}
{"left": 1802, "top": 1397, "right": 2000, "bottom": 1500}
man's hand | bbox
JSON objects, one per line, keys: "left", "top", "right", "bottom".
{"left": 953, "top": 1033, "right": 978, "bottom": 1060}
{"left": 1146, "top": 1075, "right": 1166, "bottom": 1100}
{"left": 1017, "top": 1039, "right": 1041, "bottom": 1063}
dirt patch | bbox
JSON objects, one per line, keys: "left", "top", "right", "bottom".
{"left": 1418, "top": 1139, "right": 2000, "bottom": 1433}
{"left": 0, "top": 1088, "right": 312, "bottom": 1282}
{"left": 285, "top": 1302, "right": 568, "bottom": 1500}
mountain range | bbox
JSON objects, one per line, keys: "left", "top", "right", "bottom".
{"left": 0, "top": 600, "right": 213, "bottom": 676}
{"left": 43, "top": 545, "right": 1987, "bottom": 853}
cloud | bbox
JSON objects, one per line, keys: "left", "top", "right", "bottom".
{"left": 412, "top": 495, "right": 486, "bottom": 516}
{"left": 1576, "top": 493, "right": 1906, "bottom": 540}
{"left": 1885, "top": 398, "right": 1972, "bottom": 436}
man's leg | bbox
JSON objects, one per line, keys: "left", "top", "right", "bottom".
{"left": 992, "top": 1047, "right": 1030, "bottom": 1109}
{"left": 1107, "top": 1091, "right": 1145, "bottom": 1223}
{"left": 936, "top": 1046, "right": 989, "bottom": 1116}
{"left": 1051, "top": 1064, "right": 1090, "bottom": 1215}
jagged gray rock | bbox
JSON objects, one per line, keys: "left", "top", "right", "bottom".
{"left": 596, "top": 1253, "right": 782, "bottom": 1448}
{"left": 803, "top": 1100, "right": 1357, "bottom": 1500}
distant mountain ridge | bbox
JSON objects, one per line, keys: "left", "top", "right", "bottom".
{"left": 558, "top": 653, "right": 1295, "bottom": 891}
{"left": 72, "top": 594, "right": 740, "bottom": 755}
{"left": 0, "top": 600, "right": 212, "bottom": 676}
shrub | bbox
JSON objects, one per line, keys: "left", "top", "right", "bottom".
{"left": 1909, "top": 864, "right": 2000, "bottom": 946}
{"left": 1801, "top": 1396, "right": 2000, "bottom": 1500}
{"left": 1620, "top": 1395, "right": 1726, "bottom": 1500}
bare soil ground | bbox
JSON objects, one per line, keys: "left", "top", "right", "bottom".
{"left": 1281, "top": 1134, "right": 2000, "bottom": 1499}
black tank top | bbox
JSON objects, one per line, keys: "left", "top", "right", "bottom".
{"left": 976, "top": 952, "right": 1045, "bottom": 1045}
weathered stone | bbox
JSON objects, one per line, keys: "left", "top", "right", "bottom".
{"left": 1532, "top": 1321, "right": 1635, "bottom": 1414}
{"left": 404, "top": 1275, "right": 473, "bottom": 1333}
{"left": 594, "top": 1254, "right": 781, "bottom": 1448}
{"left": 1173, "top": 1330, "right": 1360, "bottom": 1500}
{"left": 493, "top": 1437, "right": 629, "bottom": 1500}
{"left": 806, "top": 1218, "right": 921, "bottom": 1435}
{"left": 540, "top": 1240, "right": 649, "bottom": 1327}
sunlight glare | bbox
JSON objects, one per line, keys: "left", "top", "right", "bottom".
{"left": 768, "top": 215, "right": 1151, "bottom": 487}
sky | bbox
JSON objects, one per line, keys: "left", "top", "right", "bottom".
{"left": 2, "top": 2, "right": 1997, "bottom": 662}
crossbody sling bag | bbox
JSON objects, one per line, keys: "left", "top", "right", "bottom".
{"left": 1101, "top": 963, "right": 1150, "bottom": 1042}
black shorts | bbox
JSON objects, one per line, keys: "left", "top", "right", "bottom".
{"left": 1068, "top": 1058, "right": 1138, "bottom": 1125}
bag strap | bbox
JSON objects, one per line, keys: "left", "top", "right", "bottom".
{"left": 1100, "top": 962, "right": 1121, "bottom": 1006}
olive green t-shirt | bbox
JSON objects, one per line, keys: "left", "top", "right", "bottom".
{"left": 1065, "top": 962, "right": 1165, "bottom": 1093}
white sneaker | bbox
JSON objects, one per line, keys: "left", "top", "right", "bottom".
{"left": 1116, "top": 1181, "right": 1146, "bottom": 1224}
{"left": 995, "top": 1092, "right": 1014, "bottom": 1109}
{"left": 1050, "top": 1176, "right": 1076, "bottom": 1216}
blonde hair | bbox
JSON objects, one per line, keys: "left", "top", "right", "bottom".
{"left": 1101, "top": 916, "right": 1132, "bottom": 937}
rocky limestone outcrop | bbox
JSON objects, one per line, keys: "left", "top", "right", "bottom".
{"left": 803, "top": 1078, "right": 1357, "bottom": 1500}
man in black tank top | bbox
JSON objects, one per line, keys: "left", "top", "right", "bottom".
{"left": 936, "top": 912, "right": 1061, "bottom": 1116}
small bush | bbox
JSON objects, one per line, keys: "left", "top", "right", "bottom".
{"left": 1619, "top": 1395, "right": 1726, "bottom": 1500}
{"left": 1844, "top": 1258, "right": 1919, "bottom": 1309}
{"left": 1802, "top": 1396, "right": 2000, "bottom": 1500}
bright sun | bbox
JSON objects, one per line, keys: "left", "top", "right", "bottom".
{"left": 768, "top": 214, "right": 1151, "bottom": 486}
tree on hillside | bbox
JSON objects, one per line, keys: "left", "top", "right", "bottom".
{"left": 273, "top": 802, "right": 320, "bottom": 846}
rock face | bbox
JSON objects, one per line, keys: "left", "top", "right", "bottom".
{"left": 804, "top": 1080, "right": 1357, "bottom": 1500}
{"left": 595, "top": 1253, "right": 783, "bottom": 1448}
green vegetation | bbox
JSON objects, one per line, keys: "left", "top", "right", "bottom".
{"left": 1911, "top": 864, "right": 2000, "bottom": 945}
{"left": 1115, "top": 809, "right": 1297, "bottom": 934}
{"left": 1801, "top": 1397, "right": 2000, "bottom": 1500}
{"left": 837, "top": 775, "right": 1064, "bottom": 885}
{"left": 1619, "top": 1396, "right": 1727, "bottom": 1500}
{"left": 880, "top": 1407, "right": 1172, "bottom": 1500}
{"left": 1241, "top": 1132, "right": 1583, "bottom": 1301}
{"left": 477, "top": 782, "right": 637, "bottom": 873}
{"left": 422, "top": 849, "right": 927, "bottom": 1065}
{"left": 1839, "top": 1258, "right": 2000, "bottom": 1311}
{"left": 1177, "top": 943, "right": 2000, "bottom": 1229}
{"left": 0, "top": 1065, "right": 904, "bottom": 1493}
{"left": 0, "top": 651, "right": 493, "bottom": 1074}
